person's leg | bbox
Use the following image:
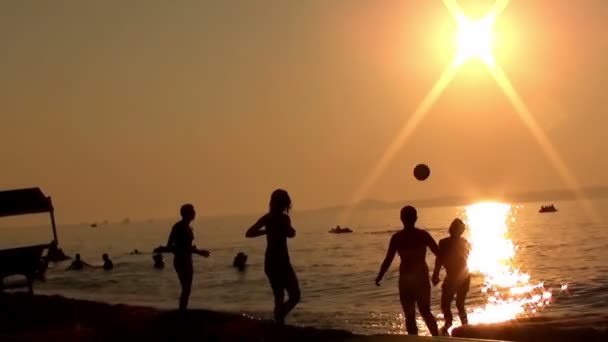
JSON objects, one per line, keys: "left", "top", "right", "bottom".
{"left": 175, "top": 258, "right": 193, "bottom": 311}
{"left": 282, "top": 266, "right": 301, "bottom": 317}
{"left": 440, "top": 286, "right": 455, "bottom": 333}
{"left": 399, "top": 276, "right": 418, "bottom": 335}
{"left": 417, "top": 282, "right": 439, "bottom": 336}
{"left": 456, "top": 276, "right": 470, "bottom": 325}
{"left": 266, "top": 269, "right": 286, "bottom": 325}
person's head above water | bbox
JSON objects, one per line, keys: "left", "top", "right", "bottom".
{"left": 400, "top": 205, "right": 418, "bottom": 228}
{"left": 102, "top": 253, "right": 109, "bottom": 261}
{"left": 180, "top": 203, "right": 196, "bottom": 221}
{"left": 269, "top": 189, "right": 291, "bottom": 214}
{"left": 75, "top": 253, "right": 81, "bottom": 260}
{"left": 449, "top": 218, "right": 466, "bottom": 237}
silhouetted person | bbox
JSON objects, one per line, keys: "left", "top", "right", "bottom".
{"left": 233, "top": 252, "right": 248, "bottom": 272}
{"left": 102, "top": 253, "right": 114, "bottom": 270}
{"left": 130, "top": 249, "right": 140, "bottom": 255}
{"left": 375, "top": 206, "right": 440, "bottom": 336}
{"left": 46, "top": 240, "right": 70, "bottom": 262}
{"left": 432, "top": 218, "right": 471, "bottom": 334}
{"left": 66, "top": 253, "right": 90, "bottom": 271}
{"left": 153, "top": 253, "right": 165, "bottom": 269}
{"left": 165, "top": 204, "right": 210, "bottom": 311}
{"left": 246, "top": 189, "right": 300, "bottom": 325}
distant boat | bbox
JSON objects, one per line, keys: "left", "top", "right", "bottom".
{"left": 539, "top": 204, "right": 557, "bottom": 213}
{"left": 90, "top": 223, "right": 98, "bottom": 228}
{"left": 329, "top": 226, "right": 353, "bottom": 234}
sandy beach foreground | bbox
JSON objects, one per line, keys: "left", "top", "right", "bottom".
{"left": 0, "top": 294, "right": 605, "bottom": 342}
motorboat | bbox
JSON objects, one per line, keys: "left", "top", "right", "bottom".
{"left": 539, "top": 204, "right": 557, "bottom": 213}
{"left": 329, "top": 226, "right": 353, "bottom": 234}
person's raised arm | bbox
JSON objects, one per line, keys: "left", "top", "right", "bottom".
{"left": 376, "top": 235, "right": 398, "bottom": 286}
{"left": 246, "top": 215, "right": 267, "bottom": 238}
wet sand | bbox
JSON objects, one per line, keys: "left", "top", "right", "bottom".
{"left": 0, "top": 293, "right": 605, "bottom": 341}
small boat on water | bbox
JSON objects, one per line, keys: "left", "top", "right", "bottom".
{"left": 329, "top": 226, "right": 353, "bottom": 234}
{"left": 539, "top": 204, "right": 557, "bottom": 213}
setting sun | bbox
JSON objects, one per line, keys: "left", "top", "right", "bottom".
{"left": 455, "top": 14, "right": 496, "bottom": 66}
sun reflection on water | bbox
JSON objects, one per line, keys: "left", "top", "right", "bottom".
{"left": 464, "top": 202, "right": 552, "bottom": 325}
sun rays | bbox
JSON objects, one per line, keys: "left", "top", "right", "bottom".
{"left": 345, "top": 0, "right": 592, "bottom": 218}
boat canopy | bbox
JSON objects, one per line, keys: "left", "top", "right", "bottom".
{"left": 0, "top": 188, "right": 54, "bottom": 218}
{"left": 0, "top": 187, "right": 58, "bottom": 243}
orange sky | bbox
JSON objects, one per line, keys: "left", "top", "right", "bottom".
{"left": 1, "top": 0, "right": 607, "bottom": 222}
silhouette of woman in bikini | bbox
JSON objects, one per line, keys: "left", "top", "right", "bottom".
{"left": 246, "top": 189, "right": 300, "bottom": 325}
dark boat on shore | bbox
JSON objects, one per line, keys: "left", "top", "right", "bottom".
{"left": 539, "top": 204, "right": 557, "bottom": 213}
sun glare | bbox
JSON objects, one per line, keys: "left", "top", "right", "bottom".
{"left": 462, "top": 202, "right": 552, "bottom": 326}
{"left": 454, "top": 14, "right": 496, "bottom": 66}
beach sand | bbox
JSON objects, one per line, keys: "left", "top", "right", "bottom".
{"left": 0, "top": 293, "right": 605, "bottom": 341}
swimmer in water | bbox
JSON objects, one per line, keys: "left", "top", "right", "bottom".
{"left": 102, "top": 253, "right": 114, "bottom": 270}
{"left": 66, "top": 253, "right": 90, "bottom": 271}
{"left": 233, "top": 252, "right": 248, "bottom": 272}
{"left": 153, "top": 253, "right": 165, "bottom": 269}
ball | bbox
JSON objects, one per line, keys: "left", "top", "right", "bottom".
{"left": 413, "top": 164, "right": 431, "bottom": 181}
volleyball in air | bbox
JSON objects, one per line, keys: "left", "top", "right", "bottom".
{"left": 413, "top": 164, "right": 431, "bottom": 181}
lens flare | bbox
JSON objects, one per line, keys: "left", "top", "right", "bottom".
{"left": 464, "top": 202, "right": 552, "bottom": 325}
{"left": 454, "top": 14, "right": 495, "bottom": 66}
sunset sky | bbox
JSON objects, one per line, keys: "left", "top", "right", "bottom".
{"left": 1, "top": 0, "right": 607, "bottom": 222}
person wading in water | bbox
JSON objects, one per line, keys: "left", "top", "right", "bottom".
{"left": 432, "top": 218, "right": 471, "bottom": 334}
{"left": 376, "top": 205, "right": 440, "bottom": 336}
{"left": 246, "top": 189, "right": 301, "bottom": 325}
{"left": 165, "top": 203, "right": 210, "bottom": 311}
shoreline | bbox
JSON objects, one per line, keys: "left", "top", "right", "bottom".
{"left": 1, "top": 293, "right": 606, "bottom": 341}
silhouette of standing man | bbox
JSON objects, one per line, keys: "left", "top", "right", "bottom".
{"left": 166, "top": 204, "right": 210, "bottom": 311}
{"left": 375, "top": 206, "right": 440, "bottom": 336}
{"left": 432, "top": 218, "right": 471, "bottom": 334}
{"left": 246, "top": 189, "right": 300, "bottom": 325}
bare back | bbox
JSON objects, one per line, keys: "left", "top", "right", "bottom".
{"left": 392, "top": 228, "right": 438, "bottom": 275}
